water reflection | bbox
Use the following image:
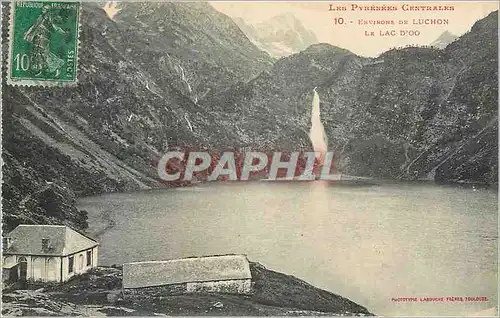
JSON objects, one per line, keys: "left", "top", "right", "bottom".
{"left": 79, "top": 181, "right": 498, "bottom": 316}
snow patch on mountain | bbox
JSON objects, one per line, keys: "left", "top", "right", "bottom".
{"left": 234, "top": 13, "right": 318, "bottom": 58}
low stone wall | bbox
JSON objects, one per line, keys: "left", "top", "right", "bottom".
{"left": 123, "top": 279, "right": 253, "bottom": 298}
{"left": 187, "top": 279, "right": 252, "bottom": 295}
{"left": 123, "top": 283, "right": 187, "bottom": 298}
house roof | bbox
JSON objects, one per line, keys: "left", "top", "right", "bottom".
{"left": 122, "top": 254, "right": 252, "bottom": 289}
{"left": 3, "top": 225, "right": 98, "bottom": 256}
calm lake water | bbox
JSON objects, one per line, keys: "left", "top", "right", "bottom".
{"left": 78, "top": 181, "right": 498, "bottom": 316}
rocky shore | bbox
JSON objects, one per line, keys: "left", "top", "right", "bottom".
{"left": 2, "top": 263, "right": 373, "bottom": 316}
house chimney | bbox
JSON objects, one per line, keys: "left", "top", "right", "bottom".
{"left": 2, "top": 237, "right": 13, "bottom": 250}
{"left": 41, "top": 238, "right": 50, "bottom": 250}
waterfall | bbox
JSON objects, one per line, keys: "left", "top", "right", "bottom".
{"left": 178, "top": 65, "right": 192, "bottom": 93}
{"left": 184, "top": 114, "right": 194, "bottom": 132}
{"left": 308, "top": 87, "right": 328, "bottom": 161}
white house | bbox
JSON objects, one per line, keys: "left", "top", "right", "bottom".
{"left": 2, "top": 224, "right": 99, "bottom": 283}
{"left": 122, "top": 254, "right": 253, "bottom": 296}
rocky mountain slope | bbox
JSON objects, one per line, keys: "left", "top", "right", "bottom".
{"left": 202, "top": 43, "right": 361, "bottom": 152}
{"left": 209, "top": 11, "right": 498, "bottom": 183}
{"left": 234, "top": 13, "right": 318, "bottom": 58}
{"left": 113, "top": 2, "right": 274, "bottom": 103}
{"left": 335, "top": 11, "right": 498, "bottom": 183}
{"left": 1, "top": 2, "right": 277, "bottom": 232}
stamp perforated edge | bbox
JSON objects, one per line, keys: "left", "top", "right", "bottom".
{"left": 6, "top": 1, "right": 82, "bottom": 87}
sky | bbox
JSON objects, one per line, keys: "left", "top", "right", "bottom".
{"left": 210, "top": 1, "right": 498, "bottom": 57}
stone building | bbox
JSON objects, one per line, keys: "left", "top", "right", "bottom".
{"left": 122, "top": 254, "right": 252, "bottom": 297}
{"left": 2, "top": 224, "right": 99, "bottom": 283}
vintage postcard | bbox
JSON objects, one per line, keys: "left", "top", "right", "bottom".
{"left": 1, "top": 1, "right": 498, "bottom": 317}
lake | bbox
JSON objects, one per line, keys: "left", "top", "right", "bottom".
{"left": 78, "top": 181, "right": 498, "bottom": 316}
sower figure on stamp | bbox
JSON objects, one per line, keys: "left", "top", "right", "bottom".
{"left": 23, "top": 6, "right": 67, "bottom": 77}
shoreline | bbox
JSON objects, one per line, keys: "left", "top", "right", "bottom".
{"left": 79, "top": 178, "right": 498, "bottom": 241}
{"left": 77, "top": 178, "right": 498, "bottom": 201}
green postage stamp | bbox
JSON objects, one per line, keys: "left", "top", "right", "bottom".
{"left": 7, "top": 1, "right": 81, "bottom": 86}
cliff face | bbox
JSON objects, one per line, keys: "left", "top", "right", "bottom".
{"left": 318, "top": 46, "right": 461, "bottom": 179}
{"left": 429, "top": 12, "right": 498, "bottom": 183}
{"left": 201, "top": 43, "right": 360, "bottom": 152}
{"left": 2, "top": 4, "right": 498, "bottom": 231}
{"left": 320, "top": 11, "right": 498, "bottom": 183}
{"left": 112, "top": 2, "right": 274, "bottom": 103}
{"left": 211, "top": 11, "right": 498, "bottom": 183}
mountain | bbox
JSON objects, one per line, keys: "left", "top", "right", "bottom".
{"left": 233, "top": 13, "right": 318, "bottom": 58}
{"left": 209, "top": 11, "right": 498, "bottom": 183}
{"left": 430, "top": 31, "right": 458, "bottom": 49}
{"left": 202, "top": 43, "right": 362, "bottom": 152}
{"left": 112, "top": 3, "right": 274, "bottom": 103}
{"left": 0, "top": 2, "right": 278, "bottom": 232}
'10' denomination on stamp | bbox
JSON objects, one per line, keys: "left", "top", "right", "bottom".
{"left": 7, "top": 1, "right": 80, "bottom": 86}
